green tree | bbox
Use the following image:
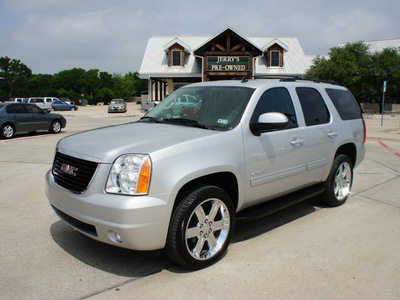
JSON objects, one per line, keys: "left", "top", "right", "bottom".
{"left": 306, "top": 42, "right": 371, "bottom": 99}
{"left": 0, "top": 56, "right": 32, "bottom": 96}
{"left": 83, "top": 69, "right": 101, "bottom": 100}
{"left": 305, "top": 42, "right": 400, "bottom": 102}
{"left": 53, "top": 68, "right": 86, "bottom": 98}
{"left": 368, "top": 48, "right": 400, "bottom": 101}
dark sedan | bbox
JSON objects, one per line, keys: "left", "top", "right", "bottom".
{"left": 0, "top": 103, "right": 66, "bottom": 139}
{"left": 52, "top": 100, "right": 78, "bottom": 111}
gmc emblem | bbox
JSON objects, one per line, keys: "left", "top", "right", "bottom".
{"left": 60, "top": 164, "right": 79, "bottom": 176}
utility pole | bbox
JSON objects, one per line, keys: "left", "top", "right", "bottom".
{"left": 381, "top": 81, "right": 386, "bottom": 127}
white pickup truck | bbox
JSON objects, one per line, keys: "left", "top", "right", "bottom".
{"left": 27, "top": 97, "right": 58, "bottom": 112}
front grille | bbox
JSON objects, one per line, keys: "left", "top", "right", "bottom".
{"left": 52, "top": 152, "right": 99, "bottom": 193}
{"left": 52, "top": 205, "right": 97, "bottom": 236}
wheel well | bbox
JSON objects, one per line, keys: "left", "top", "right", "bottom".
{"left": 174, "top": 172, "right": 239, "bottom": 211}
{"left": 1, "top": 122, "right": 15, "bottom": 131}
{"left": 335, "top": 143, "right": 357, "bottom": 167}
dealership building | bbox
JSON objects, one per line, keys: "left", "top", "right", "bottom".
{"left": 139, "top": 28, "right": 314, "bottom": 101}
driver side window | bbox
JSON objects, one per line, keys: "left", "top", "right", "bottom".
{"left": 251, "top": 87, "right": 298, "bottom": 129}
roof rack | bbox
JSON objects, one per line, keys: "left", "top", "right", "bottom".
{"left": 237, "top": 75, "right": 339, "bottom": 85}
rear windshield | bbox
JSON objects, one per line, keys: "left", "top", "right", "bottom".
{"left": 326, "top": 88, "right": 361, "bottom": 120}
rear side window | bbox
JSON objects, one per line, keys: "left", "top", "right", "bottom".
{"left": 325, "top": 88, "right": 361, "bottom": 120}
{"left": 296, "top": 88, "right": 330, "bottom": 126}
{"left": 6, "top": 104, "right": 28, "bottom": 114}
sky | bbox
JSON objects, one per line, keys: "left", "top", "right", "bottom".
{"left": 1, "top": 0, "right": 399, "bottom": 75}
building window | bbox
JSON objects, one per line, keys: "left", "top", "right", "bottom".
{"left": 270, "top": 50, "right": 280, "bottom": 67}
{"left": 172, "top": 50, "right": 181, "bottom": 66}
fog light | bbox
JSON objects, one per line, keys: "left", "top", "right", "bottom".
{"left": 108, "top": 231, "right": 122, "bottom": 244}
{"left": 115, "top": 233, "right": 122, "bottom": 243}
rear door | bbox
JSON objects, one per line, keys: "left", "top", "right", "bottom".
{"left": 6, "top": 104, "right": 31, "bottom": 132}
{"left": 243, "top": 87, "right": 307, "bottom": 207}
{"left": 295, "top": 87, "right": 335, "bottom": 183}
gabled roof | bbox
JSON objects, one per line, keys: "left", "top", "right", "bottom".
{"left": 261, "top": 38, "right": 289, "bottom": 52}
{"left": 163, "top": 37, "right": 191, "bottom": 53}
{"left": 338, "top": 38, "right": 400, "bottom": 53}
{"left": 193, "top": 27, "right": 263, "bottom": 56}
{"left": 139, "top": 31, "right": 312, "bottom": 78}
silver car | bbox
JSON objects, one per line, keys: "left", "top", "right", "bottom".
{"left": 46, "top": 78, "right": 366, "bottom": 269}
{"left": 108, "top": 99, "right": 127, "bottom": 113}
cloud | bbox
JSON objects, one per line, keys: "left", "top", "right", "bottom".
{"left": 1, "top": 0, "right": 399, "bottom": 74}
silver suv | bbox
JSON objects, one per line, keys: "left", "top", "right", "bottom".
{"left": 46, "top": 78, "right": 366, "bottom": 269}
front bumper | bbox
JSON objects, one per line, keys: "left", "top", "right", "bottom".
{"left": 45, "top": 169, "right": 174, "bottom": 251}
{"left": 108, "top": 106, "right": 126, "bottom": 112}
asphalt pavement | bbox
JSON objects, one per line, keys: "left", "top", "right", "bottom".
{"left": 0, "top": 104, "right": 399, "bottom": 299}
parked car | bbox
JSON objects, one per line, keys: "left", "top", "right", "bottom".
{"left": 52, "top": 100, "right": 78, "bottom": 111}
{"left": 7, "top": 98, "right": 27, "bottom": 103}
{"left": 0, "top": 103, "right": 66, "bottom": 139}
{"left": 46, "top": 78, "right": 366, "bottom": 269}
{"left": 108, "top": 99, "right": 127, "bottom": 113}
{"left": 160, "top": 94, "right": 201, "bottom": 118}
{"left": 60, "top": 98, "right": 75, "bottom": 105}
{"left": 27, "top": 97, "right": 53, "bottom": 112}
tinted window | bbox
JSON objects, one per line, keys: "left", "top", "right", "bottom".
{"left": 252, "top": 87, "right": 298, "bottom": 129}
{"left": 145, "top": 86, "right": 254, "bottom": 131}
{"left": 296, "top": 88, "right": 330, "bottom": 126}
{"left": 6, "top": 104, "right": 28, "bottom": 114}
{"left": 172, "top": 50, "right": 181, "bottom": 66}
{"left": 26, "top": 104, "right": 42, "bottom": 113}
{"left": 326, "top": 88, "right": 361, "bottom": 120}
{"left": 271, "top": 51, "right": 280, "bottom": 67}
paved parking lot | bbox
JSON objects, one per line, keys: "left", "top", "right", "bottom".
{"left": 1, "top": 105, "right": 399, "bottom": 299}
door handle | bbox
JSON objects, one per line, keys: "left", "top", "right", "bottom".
{"left": 328, "top": 131, "right": 338, "bottom": 138}
{"left": 290, "top": 138, "right": 304, "bottom": 146}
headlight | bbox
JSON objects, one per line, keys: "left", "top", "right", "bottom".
{"left": 106, "top": 154, "right": 151, "bottom": 195}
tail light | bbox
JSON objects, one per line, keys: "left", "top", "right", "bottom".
{"left": 362, "top": 118, "right": 366, "bottom": 145}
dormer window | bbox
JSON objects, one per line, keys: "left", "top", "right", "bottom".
{"left": 270, "top": 50, "right": 281, "bottom": 67}
{"left": 172, "top": 50, "right": 182, "bottom": 66}
{"left": 264, "top": 41, "right": 286, "bottom": 68}
{"left": 164, "top": 40, "right": 189, "bottom": 67}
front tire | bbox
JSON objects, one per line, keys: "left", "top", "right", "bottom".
{"left": 49, "top": 120, "right": 62, "bottom": 133}
{"left": 166, "top": 185, "right": 235, "bottom": 269}
{"left": 322, "top": 154, "right": 353, "bottom": 207}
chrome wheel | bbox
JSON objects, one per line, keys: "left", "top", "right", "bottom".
{"left": 323, "top": 154, "right": 353, "bottom": 206}
{"left": 185, "top": 198, "right": 230, "bottom": 260}
{"left": 2, "top": 124, "right": 14, "bottom": 139}
{"left": 334, "top": 162, "right": 352, "bottom": 201}
{"left": 167, "top": 185, "right": 234, "bottom": 269}
{"left": 51, "top": 121, "right": 61, "bottom": 133}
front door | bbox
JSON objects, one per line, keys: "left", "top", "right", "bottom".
{"left": 243, "top": 87, "right": 307, "bottom": 207}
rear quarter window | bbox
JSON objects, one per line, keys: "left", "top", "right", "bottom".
{"left": 296, "top": 87, "right": 330, "bottom": 126}
{"left": 326, "top": 88, "right": 362, "bottom": 120}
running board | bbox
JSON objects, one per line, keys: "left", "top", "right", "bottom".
{"left": 236, "top": 183, "right": 326, "bottom": 221}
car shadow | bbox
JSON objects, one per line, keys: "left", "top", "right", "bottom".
{"left": 232, "top": 195, "right": 323, "bottom": 243}
{"left": 50, "top": 195, "right": 325, "bottom": 276}
{"left": 49, "top": 221, "right": 173, "bottom": 277}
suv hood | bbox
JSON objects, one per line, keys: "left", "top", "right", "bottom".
{"left": 57, "top": 122, "right": 219, "bottom": 163}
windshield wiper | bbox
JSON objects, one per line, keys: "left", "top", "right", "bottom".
{"left": 163, "top": 118, "right": 211, "bottom": 130}
{"left": 139, "top": 116, "right": 164, "bottom": 123}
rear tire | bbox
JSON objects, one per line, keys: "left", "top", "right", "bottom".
{"left": 322, "top": 154, "right": 353, "bottom": 207}
{"left": 166, "top": 185, "right": 235, "bottom": 269}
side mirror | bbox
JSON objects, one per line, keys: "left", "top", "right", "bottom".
{"left": 250, "top": 112, "right": 289, "bottom": 136}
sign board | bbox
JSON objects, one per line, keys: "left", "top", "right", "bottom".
{"left": 207, "top": 56, "right": 250, "bottom": 72}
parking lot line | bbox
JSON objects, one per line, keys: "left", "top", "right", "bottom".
{"left": 377, "top": 140, "right": 400, "bottom": 158}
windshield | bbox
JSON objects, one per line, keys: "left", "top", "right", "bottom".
{"left": 111, "top": 100, "right": 123, "bottom": 104}
{"left": 142, "top": 86, "right": 254, "bottom": 130}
